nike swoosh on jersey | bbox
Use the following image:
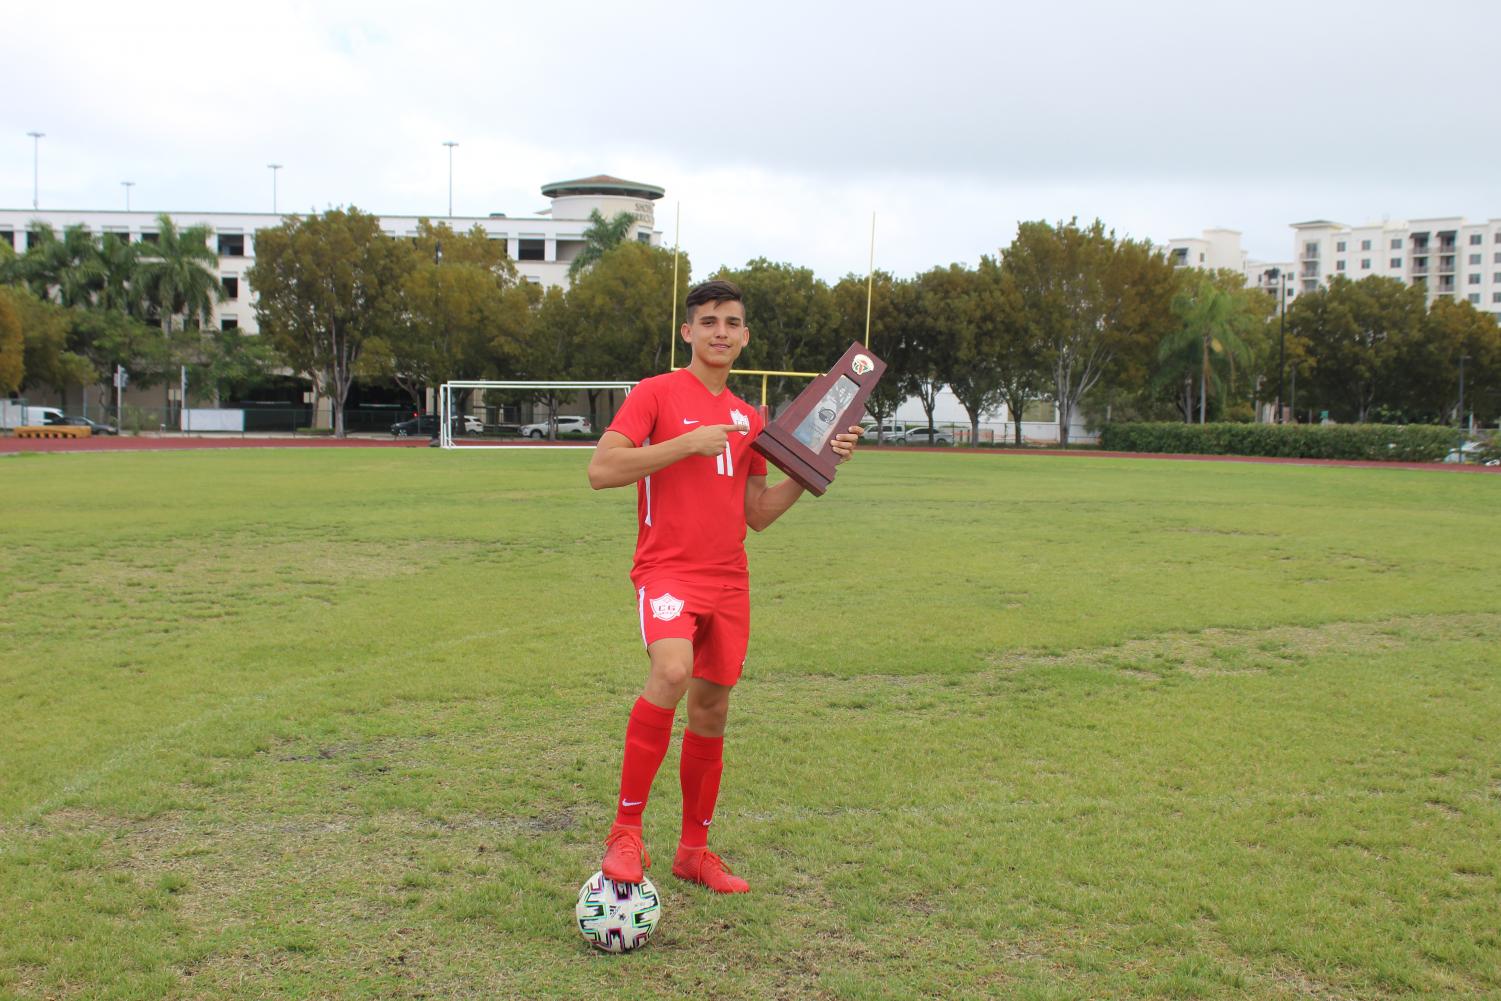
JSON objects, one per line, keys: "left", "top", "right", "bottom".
{"left": 682, "top": 418, "right": 699, "bottom": 425}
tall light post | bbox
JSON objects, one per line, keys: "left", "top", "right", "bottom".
{"left": 122, "top": 181, "right": 134, "bottom": 211}
{"left": 442, "top": 141, "right": 458, "bottom": 216}
{"left": 1458, "top": 353, "right": 1469, "bottom": 434}
{"left": 1265, "top": 267, "right": 1287, "bottom": 423}
{"left": 267, "top": 164, "right": 282, "bottom": 214}
{"left": 26, "top": 131, "right": 44, "bottom": 209}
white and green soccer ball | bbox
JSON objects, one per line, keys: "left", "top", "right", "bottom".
{"left": 576, "top": 871, "right": 661, "bottom": 953}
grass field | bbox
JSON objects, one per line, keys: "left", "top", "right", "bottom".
{"left": 2, "top": 448, "right": 1499, "bottom": 1000}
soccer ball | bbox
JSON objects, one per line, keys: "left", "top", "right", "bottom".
{"left": 575, "top": 871, "right": 661, "bottom": 953}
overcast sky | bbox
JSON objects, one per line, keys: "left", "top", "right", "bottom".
{"left": 6, "top": 0, "right": 1499, "bottom": 281}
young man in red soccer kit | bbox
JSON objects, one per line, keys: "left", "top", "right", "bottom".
{"left": 586, "top": 279, "right": 861, "bottom": 893}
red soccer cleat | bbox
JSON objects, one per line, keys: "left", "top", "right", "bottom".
{"left": 602, "top": 823, "right": 651, "bottom": 884}
{"left": 672, "top": 845, "right": 750, "bottom": 894}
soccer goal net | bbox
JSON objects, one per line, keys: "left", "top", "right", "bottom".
{"left": 436, "top": 380, "right": 639, "bottom": 450}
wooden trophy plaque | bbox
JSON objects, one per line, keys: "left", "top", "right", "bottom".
{"left": 750, "top": 341, "right": 886, "bottom": 496}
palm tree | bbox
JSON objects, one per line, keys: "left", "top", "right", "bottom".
{"left": 135, "top": 213, "right": 224, "bottom": 335}
{"left": 1158, "top": 275, "right": 1256, "bottom": 423}
{"left": 96, "top": 233, "right": 143, "bottom": 317}
{"left": 567, "top": 210, "right": 636, "bottom": 279}
{"left": 20, "top": 223, "right": 107, "bottom": 307}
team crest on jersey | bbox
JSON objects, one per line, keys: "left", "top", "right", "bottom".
{"left": 650, "top": 593, "right": 685, "bottom": 621}
{"left": 729, "top": 408, "right": 751, "bottom": 435}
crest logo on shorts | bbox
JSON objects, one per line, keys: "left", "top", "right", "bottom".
{"left": 851, "top": 354, "right": 874, "bottom": 375}
{"left": 650, "top": 593, "right": 684, "bottom": 621}
{"left": 729, "top": 408, "right": 751, "bottom": 435}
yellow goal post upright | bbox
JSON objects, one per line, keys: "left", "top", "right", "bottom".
{"left": 436, "top": 380, "right": 637, "bottom": 449}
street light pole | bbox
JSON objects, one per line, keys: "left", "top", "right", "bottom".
{"left": 443, "top": 141, "right": 458, "bottom": 216}
{"left": 267, "top": 164, "right": 282, "bottom": 214}
{"left": 26, "top": 131, "right": 44, "bottom": 209}
{"left": 122, "top": 181, "right": 134, "bottom": 211}
{"left": 1277, "top": 271, "right": 1287, "bottom": 424}
{"left": 1458, "top": 353, "right": 1469, "bottom": 433}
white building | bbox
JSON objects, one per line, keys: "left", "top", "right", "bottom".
{"left": 1162, "top": 219, "right": 1501, "bottom": 320}
{"left": 1290, "top": 217, "right": 1501, "bottom": 315}
{"left": 0, "top": 174, "right": 666, "bottom": 336}
{"left": 1160, "top": 228, "right": 1297, "bottom": 312}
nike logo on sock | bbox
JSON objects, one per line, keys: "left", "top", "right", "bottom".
{"left": 622, "top": 799, "right": 643, "bottom": 807}
{"left": 701, "top": 818, "right": 712, "bottom": 827}
{"left": 682, "top": 418, "right": 699, "bottom": 425}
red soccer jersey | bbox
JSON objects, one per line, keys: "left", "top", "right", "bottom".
{"left": 607, "top": 368, "right": 768, "bottom": 586}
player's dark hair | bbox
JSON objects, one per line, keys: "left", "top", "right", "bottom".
{"left": 685, "top": 279, "right": 743, "bottom": 320}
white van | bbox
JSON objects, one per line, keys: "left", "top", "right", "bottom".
{"left": 0, "top": 402, "right": 65, "bottom": 430}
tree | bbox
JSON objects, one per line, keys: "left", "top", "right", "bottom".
{"left": 1412, "top": 297, "right": 1501, "bottom": 425}
{"left": 1156, "top": 270, "right": 1262, "bottom": 423}
{"left": 566, "top": 241, "right": 690, "bottom": 423}
{"left": 518, "top": 286, "right": 576, "bottom": 439}
{"left": 980, "top": 257, "right": 1050, "bottom": 444}
{"left": 1294, "top": 276, "right": 1424, "bottom": 423}
{"left": 911, "top": 263, "right": 992, "bottom": 441}
{"left": 831, "top": 271, "right": 909, "bottom": 440}
{"left": 1001, "top": 219, "right": 1176, "bottom": 445}
{"left": 0, "top": 287, "right": 24, "bottom": 393}
{"left": 17, "top": 223, "right": 107, "bottom": 307}
{"left": 249, "top": 208, "right": 413, "bottom": 437}
{"left": 367, "top": 220, "right": 532, "bottom": 412}
{"left": 8, "top": 288, "right": 92, "bottom": 394}
{"left": 135, "top": 214, "right": 224, "bottom": 335}
{"left": 714, "top": 259, "right": 840, "bottom": 411}
{"left": 568, "top": 210, "right": 638, "bottom": 280}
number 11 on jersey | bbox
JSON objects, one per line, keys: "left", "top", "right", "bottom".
{"left": 715, "top": 443, "right": 733, "bottom": 477}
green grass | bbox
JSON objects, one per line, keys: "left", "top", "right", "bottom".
{"left": 2, "top": 449, "right": 1499, "bottom": 1000}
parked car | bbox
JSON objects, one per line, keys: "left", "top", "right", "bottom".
{"left": 461, "top": 414, "right": 484, "bottom": 435}
{"left": 900, "top": 426, "right": 953, "bottom": 446}
{"left": 391, "top": 414, "right": 464, "bottom": 437}
{"left": 860, "top": 419, "right": 906, "bottom": 441}
{"left": 518, "top": 415, "right": 591, "bottom": 438}
{"left": 45, "top": 414, "right": 118, "bottom": 435}
{"left": 0, "top": 402, "right": 65, "bottom": 429}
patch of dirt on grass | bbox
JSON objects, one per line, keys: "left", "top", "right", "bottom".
{"left": 984, "top": 613, "right": 1501, "bottom": 681}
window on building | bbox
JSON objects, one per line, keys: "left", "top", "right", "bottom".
{"left": 222, "top": 277, "right": 239, "bottom": 299}
{"left": 1336, "top": 241, "right": 1346, "bottom": 252}
{"left": 1495, "top": 273, "right": 1501, "bottom": 283}
{"left": 488, "top": 236, "right": 509, "bottom": 257}
{"left": 26, "top": 229, "right": 44, "bottom": 250}
{"left": 1468, "top": 273, "right": 1481, "bottom": 285}
{"left": 1495, "top": 232, "right": 1501, "bottom": 243}
{"left": 217, "top": 234, "right": 245, "bottom": 256}
{"left": 518, "top": 238, "right": 545, "bottom": 261}
{"left": 1336, "top": 260, "right": 1346, "bottom": 271}
{"left": 1470, "top": 234, "right": 1483, "bottom": 245}
{"left": 1390, "top": 258, "right": 1402, "bottom": 268}
{"left": 1361, "top": 239, "right": 1371, "bottom": 250}
{"left": 220, "top": 317, "right": 239, "bottom": 330}
{"left": 1470, "top": 293, "right": 1481, "bottom": 304}
{"left": 1494, "top": 292, "right": 1501, "bottom": 303}
{"left": 0, "top": 230, "right": 12, "bottom": 251}
{"left": 1304, "top": 241, "right": 1319, "bottom": 257}
{"left": 1494, "top": 253, "right": 1501, "bottom": 264}
{"left": 1361, "top": 259, "right": 1371, "bottom": 270}
{"left": 1441, "top": 256, "right": 1455, "bottom": 270}
{"left": 1470, "top": 254, "right": 1482, "bottom": 266}
{"left": 636, "top": 231, "right": 651, "bottom": 244}
{"left": 140, "top": 231, "right": 159, "bottom": 244}
{"left": 1391, "top": 238, "right": 1402, "bottom": 250}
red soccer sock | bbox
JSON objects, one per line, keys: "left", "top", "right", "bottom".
{"left": 679, "top": 730, "right": 724, "bottom": 849}
{"left": 613, "top": 697, "right": 676, "bottom": 827}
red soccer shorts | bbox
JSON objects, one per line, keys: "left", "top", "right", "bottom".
{"left": 636, "top": 578, "right": 750, "bottom": 687}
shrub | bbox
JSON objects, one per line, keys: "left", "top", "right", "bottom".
{"left": 1098, "top": 422, "right": 1458, "bottom": 462}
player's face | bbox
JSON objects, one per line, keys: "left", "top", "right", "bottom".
{"left": 682, "top": 300, "right": 749, "bottom": 368}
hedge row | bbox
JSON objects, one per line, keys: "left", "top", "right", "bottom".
{"left": 1097, "top": 422, "right": 1459, "bottom": 462}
